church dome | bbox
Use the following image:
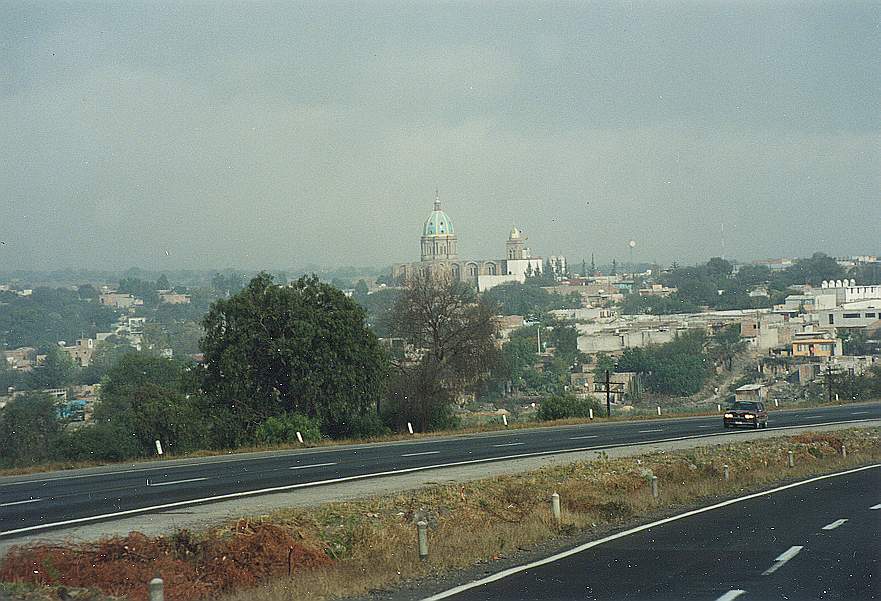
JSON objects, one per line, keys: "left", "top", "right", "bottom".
{"left": 422, "top": 195, "right": 455, "bottom": 237}
{"left": 509, "top": 226, "right": 522, "bottom": 239}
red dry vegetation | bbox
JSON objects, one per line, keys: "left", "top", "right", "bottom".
{"left": 791, "top": 432, "right": 844, "bottom": 451}
{"left": 0, "top": 520, "right": 331, "bottom": 601}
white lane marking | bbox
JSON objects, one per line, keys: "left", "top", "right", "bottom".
{"left": 569, "top": 435, "right": 599, "bottom": 440}
{"left": 145, "top": 477, "right": 208, "bottom": 487}
{"left": 870, "top": 503, "right": 881, "bottom": 510}
{"left": 851, "top": 411, "right": 869, "bottom": 415}
{"left": 401, "top": 451, "right": 441, "bottom": 457}
{"left": 492, "top": 442, "right": 524, "bottom": 447}
{"left": 761, "top": 545, "right": 804, "bottom": 576}
{"left": 638, "top": 429, "right": 664, "bottom": 433}
{"left": 715, "top": 591, "right": 747, "bottom": 601}
{"left": 289, "top": 462, "right": 337, "bottom": 470}
{"left": 416, "top": 466, "right": 878, "bottom": 601}
{"left": 804, "top": 415, "right": 823, "bottom": 419}
{"left": 698, "top": 425, "right": 712, "bottom": 428}
{"left": 2, "top": 410, "right": 878, "bottom": 489}
{"left": 3, "top": 437, "right": 878, "bottom": 539}
{"left": 821, "top": 519, "right": 847, "bottom": 530}
{"left": 0, "top": 498, "right": 42, "bottom": 507}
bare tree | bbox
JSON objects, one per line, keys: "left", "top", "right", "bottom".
{"left": 385, "top": 272, "right": 500, "bottom": 431}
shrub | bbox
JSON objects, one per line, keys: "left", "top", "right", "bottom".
{"left": 341, "top": 412, "right": 391, "bottom": 439}
{"left": 255, "top": 413, "right": 321, "bottom": 445}
{"left": 537, "top": 394, "right": 600, "bottom": 421}
{"left": 0, "top": 392, "right": 63, "bottom": 467}
{"left": 58, "top": 423, "right": 143, "bottom": 462}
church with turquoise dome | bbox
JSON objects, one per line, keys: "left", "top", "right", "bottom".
{"left": 392, "top": 192, "right": 545, "bottom": 291}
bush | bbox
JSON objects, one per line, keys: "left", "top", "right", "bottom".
{"left": 341, "top": 412, "right": 391, "bottom": 439}
{"left": 255, "top": 413, "right": 321, "bottom": 445}
{"left": 537, "top": 394, "right": 600, "bottom": 421}
{"left": 58, "top": 424, "right": 143, "bottom": 462}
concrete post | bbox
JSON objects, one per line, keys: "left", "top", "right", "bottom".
{"left": 657, "top": 406, "right": 661, "bottom": 416}
{"left": 650, "top": 476, "right": 659, "bottom": 499}
{"left": 295, "top": 431, "right": 304, "bottom": 444}
{"left": 841, "top": 445, "right": 847, "bottom": 458}
{"left": 722, "top": 464, "right": 729, "bottom": 482}
{"left": 502, "top": 414, "right": 508, "bottom": 427}
{"left": 717, "top": 403, "right": 721, "bottom": 412}
{"left": 148, "top": 577, "right": 164, "bottom": 601}
{"left": 589, "top": 408, "right": 593, "bottom": 420}
{"left": 154, "top": 440, "right": 163, "bottom": 456}
{"left": 407, "top": 422, "right": 414, "bottom": 435}
{"left": 788, "top": 450, "right": 794, "bottom": 468}
{"left": 551, "top": 492, "right": 561, "bottom": 525}
{"left": 774, "top": 398, "right": 779, "bottom": 407}
{"left": 417, "top": 520, "right": 428, "bottom": 560}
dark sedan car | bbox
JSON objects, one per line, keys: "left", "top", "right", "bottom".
{"left": 723, "top": 401, "right": 768, "bottom": 429}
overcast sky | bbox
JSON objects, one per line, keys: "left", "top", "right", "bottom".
{"left": 2, "top": 1, "right": 879, "bottom": 272}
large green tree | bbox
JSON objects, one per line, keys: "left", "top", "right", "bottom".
{"left": 92, "top": 353, "right": 208, "bottom": 456}
{"left": 0, "top": 391, "right": 62, "bottom": 467}
{"left": 28, "top": 345, "right": 78, "bottom": 389}
{"left": 201, "top": 273, "right": 388, "bottom": 441}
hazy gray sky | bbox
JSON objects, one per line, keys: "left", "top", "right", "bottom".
{"left": 2, "top": 1, "right": 879, "bottom": 272}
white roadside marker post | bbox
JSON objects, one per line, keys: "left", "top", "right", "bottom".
{"left": 417, "top": 520, "right": 429, "bottom": 560}
{"left": 407, "top": 422, "right": 414, "bottom": 435}
{"left": 551, "top": 492, "right": 561, "bottom": 525}
{"left": 841, "top": 445, "right": 847, "bottom": 458}
{"left": 723, "top": 464, "right": 730, "bottom": 482}
{"left": 589, "top": 408, "right": 593, "bottom": 420}
{"left": 657, "top": 406, "right": 661, "bottom": 416}
{"left": 717, "top": 403, "right": 721, "bottom": 412}
{"left": 650, "top": 476, "right": 659, "bottom": 499}
{"left": 788, "top": 450, "right": 795, "bottom": 468}
{"left": 149, "top": 577, "right": 164, "bottom": 601}
{"left": 774, "top": 398, "right": 779, "bottom": 407}
{"left": 502, "top": 414, "right": 508, "bottom": 427}
{"left": 295, "top": 431, "right": 304, "bottom": 444}
{"left": 154, "top": 440, "right": 163, "bottom": 456}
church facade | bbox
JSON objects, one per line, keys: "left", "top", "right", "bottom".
{"left": 391, "top": 194, "right": 544, "bottom": 291}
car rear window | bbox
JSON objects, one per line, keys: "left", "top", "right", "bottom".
{"left": 731, "top": 402, "right": 758, "bottom": 410}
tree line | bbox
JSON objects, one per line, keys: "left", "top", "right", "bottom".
{"left": 0, "top": 272, "right": 501, "bottom": 467}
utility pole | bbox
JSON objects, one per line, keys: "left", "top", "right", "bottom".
{"left": 826, "top": 363, "right": 833, "bottom": 403}
{"left": 594, "top": 369, "right": 624, "bottom": 417}
{"left": 537, "top": 325, "right": 542, "bottom": 354}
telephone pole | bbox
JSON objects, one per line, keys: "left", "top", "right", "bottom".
{"left": 594, "top": 369, "right": 624, "bottom": 417}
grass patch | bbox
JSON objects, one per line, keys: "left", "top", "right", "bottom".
{"left": 2, "top": 428, "right": 879, "bottom": 601}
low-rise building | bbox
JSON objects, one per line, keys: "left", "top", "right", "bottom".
{"left": 735, "top": 384, "right": 767, "bottom": 402}
{"left": 159, "top": 292, "right": 191, "bottom": 304}
{"left": 62, "top": 338, "right": 96, "bottom": 367}
{"left": 99, "top": 292, "right": 141, "bottom": 309}
{"left": 638, "top": 284, "right": 676, "bottom": 298}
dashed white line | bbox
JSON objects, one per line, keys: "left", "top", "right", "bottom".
{"left": 493, "top": 442, "right": 525, "bottom": 447}
{"left": 0, "top": 498, "right": 42, "bottom": 507}
{"left": 761, "top": 545, "right": 804, "bottom": 575}
{"left": 289, "top": 462, "right": 337, "bottom": 470}
{"left": 569, "top": 435, "right": 599, "bottom": 440}
{"left": 804, "top": 415, "right": 823, "bottom": 419}
{"left": 638, "top": 429, "right": 664, "bottom": 433}
{"left": 697, "top": 425, "right": 712, "bottom": 428}
{"left": 870, "top": 503, "right": 881, "bottom": 510}
{"left": 715, "top": 591, "right": 746, "bottom": 601}
{"left": 850, "top": 411, "right": 869, "bottom": 415}
{"left": 821, "top": 519, "right": 847, "bottom": 530}
{"left": 401, "top": 451, "right": 441, "bottom": 457}
{"left": 146, "top": 477, "right": 208, "bottom": 487}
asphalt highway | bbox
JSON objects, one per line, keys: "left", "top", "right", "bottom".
{"left": 418, "top": 465, "right": 881, "bottom": 601}
{"left": 1, "top": 401, "right": 879, "bottom": 539}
